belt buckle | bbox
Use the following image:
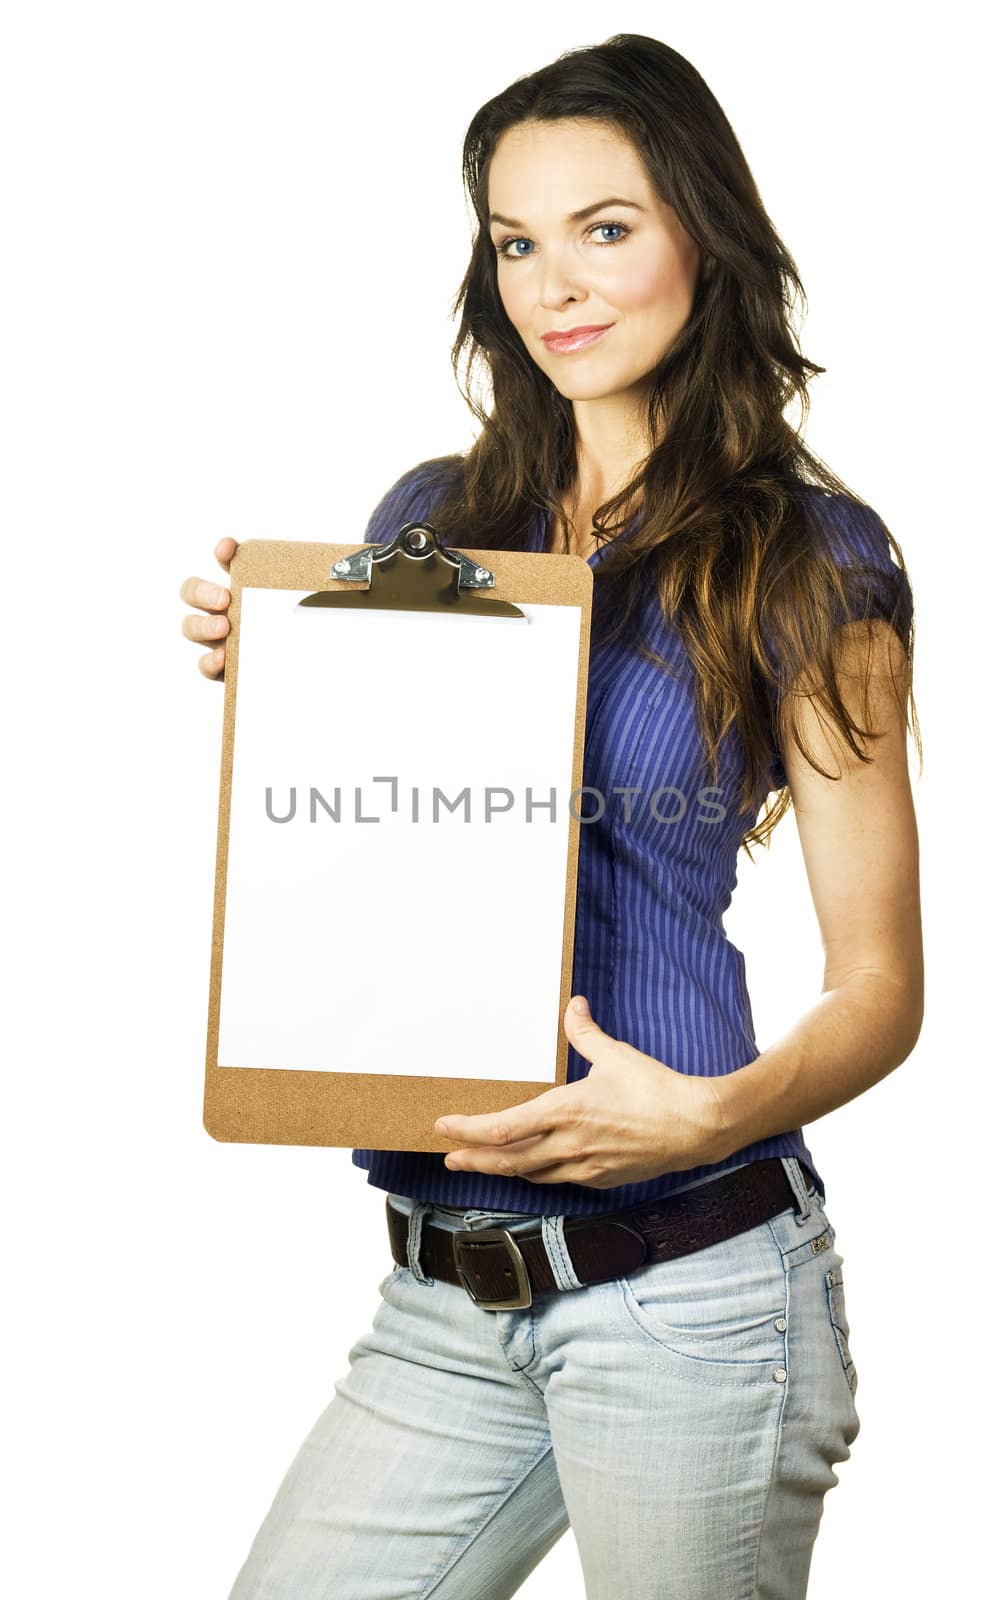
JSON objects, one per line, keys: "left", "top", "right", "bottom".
{"left": 451, "top": 1225, "right": 533, "bottom": 1310}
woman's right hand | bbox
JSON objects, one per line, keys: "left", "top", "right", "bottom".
{"left": 179, "top": 538, "right": 237, "bottom": 679}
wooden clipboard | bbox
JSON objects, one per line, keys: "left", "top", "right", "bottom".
{"left": 203, "top": 521, "right": 595, "bottom": 1151}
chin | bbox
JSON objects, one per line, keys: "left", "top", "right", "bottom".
{"left": 556, "top": 375, "right": 637, "bottom": 403}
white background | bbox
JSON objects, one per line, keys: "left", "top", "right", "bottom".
{"left": 2, "top": 3, "right": 977, "bottom": 1595}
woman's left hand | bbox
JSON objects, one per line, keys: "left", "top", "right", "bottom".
{"left": 433, "top": 996, "right": 729, "bottom": 1189}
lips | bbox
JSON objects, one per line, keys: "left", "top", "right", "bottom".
{"left": 542, "top": 323, "right": 614, "bottom": 352}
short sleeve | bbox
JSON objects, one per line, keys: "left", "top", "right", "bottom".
{"left": 363, "top": 454, "right": 464, "bottom": 546}
{"left": 818, "top": 495, "right": 914, "bottom": 642}
{"left": 764, "top": 492, "right": 913, "bottom": 792}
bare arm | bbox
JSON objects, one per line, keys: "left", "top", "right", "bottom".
{"left": 704, "top": 620, "right": 924, "bottom": 1161}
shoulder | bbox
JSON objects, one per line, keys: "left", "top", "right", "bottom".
{"left": 364, "top": 452, "right": 466, "bottom": 545}
{"left": 798, "top": 486, "right": 892, "bottom": 561}
{"left": 796, "top": 487, "right": 913, "bottom": 636}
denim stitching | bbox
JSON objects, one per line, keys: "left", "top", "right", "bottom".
{"left": 540, "top": 1215, "right": 582, "bottom": 1291}
{"left": 748, "top": 1259, "right": 792, "bottom": 1600}
{"left": 780, "top": 1156, "right": 814, "bottom": 1224}
{"left": 406, "top": 1201, "right": 435, "bottom": 1285}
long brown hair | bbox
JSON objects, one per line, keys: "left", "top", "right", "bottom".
{"left": 419, "top": 32, "right": 919, "bottom": 850}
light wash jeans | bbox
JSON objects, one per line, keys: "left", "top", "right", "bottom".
{"left": 227, "top": 1159, "right": 860, "bottom": 1599}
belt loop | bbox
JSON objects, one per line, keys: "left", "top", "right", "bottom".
{"left": 781, "top": 1156, "right": 815, "bottom": 1225}
{"left": 541, "top": 1214, "right": 583, "bottom": 1290}
{"left": 406, "top": 1201, "right": 435, "bottom": 1284}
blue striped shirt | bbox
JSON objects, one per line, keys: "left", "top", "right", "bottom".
{"left": 351, "top": 459, "right": 912, "bottom": 1214}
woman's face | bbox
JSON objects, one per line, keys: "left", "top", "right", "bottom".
{"left": 487, "top": 119, "right": 703, "bottom": 404}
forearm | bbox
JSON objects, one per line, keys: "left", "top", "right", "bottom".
{"left": 703, "top": 972, "right": 923, "bottom": 1163}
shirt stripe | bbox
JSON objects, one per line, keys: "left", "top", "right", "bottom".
{"left": 350, "top": 463, "right": 912, "bottom": 1214}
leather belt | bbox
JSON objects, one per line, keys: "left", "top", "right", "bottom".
{"left": 386, "top": 1157, "right": 812, "bottom": 1311}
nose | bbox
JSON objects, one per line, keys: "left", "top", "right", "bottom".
{"left": 535, "top": 249, "right": 590, "bottom": 310}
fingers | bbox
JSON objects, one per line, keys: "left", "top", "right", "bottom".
{"left": 179, "top": 571, "right": 232, "bottom": 681}
{"left": 180, "top": 593, "right": 231, "bottom": 646}
{"left": 198, "top": 645, "right": 226, "bottom": 680}
{"left": 214, "top": 537, "right": 237, "bottom": 572}
{"left": 178, "top": 574, "right": 231, "bottom": 613}
{"left": 180, "top": 542, "right": 235, "bottom": 681}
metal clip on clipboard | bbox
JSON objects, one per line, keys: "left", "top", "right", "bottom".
{"left": 297, "top": 520, "right": 526, "bottom": 619}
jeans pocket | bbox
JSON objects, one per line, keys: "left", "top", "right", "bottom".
{"left": 378, "top": 1264, "right": 409, "bottom": 1296}
{"left": 615, "top": 1222, "right": 788, "bottom": 1386}
{"left": 824, "top": 1263, "right": 859, "bottom": 1396}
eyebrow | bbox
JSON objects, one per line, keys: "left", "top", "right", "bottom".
{"left": 488, "top": 197, "right": 645, "bottom": 229}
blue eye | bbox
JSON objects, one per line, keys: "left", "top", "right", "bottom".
{"left": 494, "top": 221, "right": 631, "bottom": 261}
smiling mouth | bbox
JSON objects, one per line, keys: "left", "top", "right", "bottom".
{"left": 541, "top": 325, "right": 613, "bottom": 354}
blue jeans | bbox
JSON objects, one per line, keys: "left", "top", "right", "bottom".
{"left": 228, "top": 1159, "right": 860, "bottom": 1599}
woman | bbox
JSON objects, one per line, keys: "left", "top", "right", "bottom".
{"left": 180, "top": 34, "right": 923, "bottom": 1600}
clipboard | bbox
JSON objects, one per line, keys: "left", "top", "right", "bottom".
{"left": 203, "top": 520, "right": 595, "bottom": 1152}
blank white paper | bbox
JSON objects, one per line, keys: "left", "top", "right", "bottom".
{"left": 216, "top": 586, "right": 583, "bottom": 1080}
